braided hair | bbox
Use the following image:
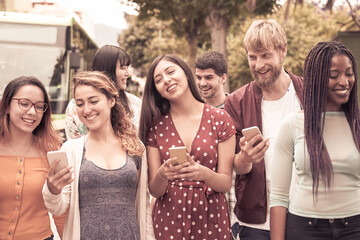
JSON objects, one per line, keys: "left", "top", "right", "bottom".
{"left": 303, "top": 41, "right": 360, "bottom": 200}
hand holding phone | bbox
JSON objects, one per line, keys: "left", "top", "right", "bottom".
{"left": 169, "top": 146, "right": 188, "bottom": 166}
{"left": 47, "top": 150, "right": 68, "bottom": 174}
{"left": 241, "top": 126, "right": 262, "bottom": 145}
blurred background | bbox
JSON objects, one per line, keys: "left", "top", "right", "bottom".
{"left": 0, "top": 0, "right": 359, "bottom": 130}
{"left": 0, "top": 1, "right": 358, "bottom": 238}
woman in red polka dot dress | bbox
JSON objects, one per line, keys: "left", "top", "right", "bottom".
{"left": 139, "top": 54, "right": 236, "bottom": 240}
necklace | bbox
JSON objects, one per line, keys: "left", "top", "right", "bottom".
{"left": 7, "top": 139, "right": 34, "bottom": 161}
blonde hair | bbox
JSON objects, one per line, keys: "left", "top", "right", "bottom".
{"left": 243, "top": 19, "right": 287, "bottom": 52}
{"left": 73, "top": 71, "right": 144, "bottom": 157}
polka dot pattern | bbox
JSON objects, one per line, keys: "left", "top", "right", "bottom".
{"left": 147, "top": 104, "right": 236, "bottom": 239}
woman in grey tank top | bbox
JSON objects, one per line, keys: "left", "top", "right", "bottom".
{"left": 44, "top": 71, "right": 145, "bottom": 240}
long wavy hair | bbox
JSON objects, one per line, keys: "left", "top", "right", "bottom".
{"left": 92, "top": 45, "right": 133, "bottom": 118}
{"left": 139, "top": 54, "right": 204, "bottom": 143}
{"left": 73, "top": 71, "right": 144, "bottom": 156}
{"left": 0, "top": 76, "right": 62, "bottom": 153}
{"left": 304, "top": 41, "right": 360, "bottom": 199}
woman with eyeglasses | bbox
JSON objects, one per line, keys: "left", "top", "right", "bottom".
{"left": 0, "top": 76, "right": 65, "bottom": 239}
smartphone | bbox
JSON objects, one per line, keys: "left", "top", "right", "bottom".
{"left": 169, "top": 146, "right": 187, "bottom": 166}
{"left": 241, "top": 126, "right": 262, "bottom": 143}
{"left": 47, "top": 150, "right": 68, "bottom": 173}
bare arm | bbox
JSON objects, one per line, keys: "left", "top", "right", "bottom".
{"left": 234, "top": 134, "right": 269, "bottom": 175}
{"left": 176, "top": 135, "right": 235, "bottom": 193}
{"left": 270, "top": 206, "right": 287, "bottom": 240}
{"left": 43, "top": 160, "right": 73, "bottom": 216}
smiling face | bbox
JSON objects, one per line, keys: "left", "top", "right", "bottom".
{"left": 326, "top": 54, "right": 355, "bottom": 111}
{"left": 247, "top": 47, "right": 286, "bottom": 89}
{"left": 153, "top": 60, "right": 189, "bottom": 101}
{"left": 8, "top": 85, "right": 44, "bottom": 136}
{"left": 75, "top": 85, "right": 115, "bottom": 131}
{"left": 115, "top": 59, "right": 129, "bottom": 91}
{"left": 195, "top": 68, "right": 225, "bottom": 100}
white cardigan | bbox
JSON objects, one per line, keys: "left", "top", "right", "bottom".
{"left": 42, "top": 137, "right": 155, "bottom": 240}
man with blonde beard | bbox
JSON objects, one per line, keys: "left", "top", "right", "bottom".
{"left": 224, "top": 19, "right": 304, "bottom": 240}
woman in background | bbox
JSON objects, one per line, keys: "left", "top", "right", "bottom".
{"left": 139, "top": 54, "right": 236, "bottom": 239}
{"left": 270, "top": 41, "right": 360, "bottom": 239}
{"left": 0, "top": 76, "right": 64, "bottom": 239}
{"left": 43, "top": 71, "right": 149, "bottom": 240}
{"left": 65, "top": 45, "right": 142, "bottom": 139}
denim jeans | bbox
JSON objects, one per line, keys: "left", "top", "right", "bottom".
{"left": 286, "top": 212, "right": 360, "bottom": 240}
{"left": 231, "top": 222, "right": 270, "bottom": 240}
{"left": 44, "top": 234, "right": 54, "bottom": 240}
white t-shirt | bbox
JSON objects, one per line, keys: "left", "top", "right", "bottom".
{"left": 271, "top": 112, "right": 360, "bottom": 218}
{"left": 239, "top": 80, "right": 301, "bottom": 231}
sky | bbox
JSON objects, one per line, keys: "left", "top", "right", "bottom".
{"left": 46, "top": 0, "right": 357, "bottom": 46}
{"left": 50, "top": 0, "right": 138, "bottom": 30}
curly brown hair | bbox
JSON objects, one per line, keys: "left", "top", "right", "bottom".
{"left": 73, "top": 71, "right": 144, "bottom": 157}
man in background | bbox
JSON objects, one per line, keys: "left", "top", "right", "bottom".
{"left": 195, "top": 51, "right": 228, "bottom": 109}
{"left": 195, "top": 51, "right": 237, "bottom": 237}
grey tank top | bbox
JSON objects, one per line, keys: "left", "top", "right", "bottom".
{"left": 79, "top": 148, "right": 140, "bottom": 240}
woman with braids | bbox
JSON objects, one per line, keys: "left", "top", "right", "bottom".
{"left": 65, "top": 45, "right": 142, "bottom": 139}
{"left": 43, "top": 71, "right": 150, "bottom": 240}
{"left": 270, "top": 41, "right": 360, "bottom": 240}
{"left": 0, "top": 77, "right": 65, "bottom": 239}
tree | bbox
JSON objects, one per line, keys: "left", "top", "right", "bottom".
{"left": 118, "top": 14, "right": 188, "bottom": 77}
{"left": 205, "top": 0, "right": 276, "bottom": 92}
{"left": 126, "top": 0, "right": 276, "bottom": 68}
{"left": 227, "top": 2, "right": 344, "bottom": 91}
{"left": 346, "top": 0, "right": 360, "bottom": 28}
{"left": 325, "top": 0, "right": 336, "bottom": 12}
{"left": 126, "top": 0, "right": 210, "bottom": 69}
{"left": 205, "top": 0, "right": 276, "bottom": 57}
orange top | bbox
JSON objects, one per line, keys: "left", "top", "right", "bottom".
{"left": 0, "top": 155, "right": 64, "bottom": 240}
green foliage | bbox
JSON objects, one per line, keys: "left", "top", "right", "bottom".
{"left": 129, "top": 0, "right": 209, "bottom": 36}
{"left": 118, "top": 15, "right": 188, "bottom": 77}
{"left": 253, "top": 0, "right": 278, "bottom": 15}
{"left": 227, "top": 3, "right": 347, "bottom": 92}
{"left": 120, "top": 0, "right": 354, "bottom": 91}
{"left": 126, "top": 0, "right": 277, "bottom": 71}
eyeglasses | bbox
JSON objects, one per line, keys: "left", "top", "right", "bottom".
{"left": 12, "top": 98, "right": 48, "bottom": 113}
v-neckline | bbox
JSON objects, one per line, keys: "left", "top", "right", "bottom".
{"left": 168, "top": 104, "right": 206, "bottom": 154}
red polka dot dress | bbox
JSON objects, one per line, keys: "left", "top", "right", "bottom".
{"left": 147, "top": 104, "right": 236, "bottom": 240}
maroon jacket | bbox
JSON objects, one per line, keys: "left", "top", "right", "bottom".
{"left": 224, "top": 72, "right": 304, "bottom": 224}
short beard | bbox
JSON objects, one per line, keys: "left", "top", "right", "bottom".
{"left": 253, "top": 66, "right": 281, "bottom": 90}
{"left": 201, "top": 90, "right": 215, "bottom": 99}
